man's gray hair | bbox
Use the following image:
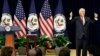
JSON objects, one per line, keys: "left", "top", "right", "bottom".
{"left": 79, "top": 8, "right": 85, "bottom": 13}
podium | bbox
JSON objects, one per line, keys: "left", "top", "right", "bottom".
{"left": 0, "top": 26, "right": 20, "bottom": 47}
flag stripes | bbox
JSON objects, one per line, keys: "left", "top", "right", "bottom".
{"left": 39, "top": 13, "right": 53, "bottom": 38}
{"left": 14, "top": 16, "right": 26, "bottom": 38}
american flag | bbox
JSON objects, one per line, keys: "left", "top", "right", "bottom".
{"left": 13, "top": 0, "right": 26, "bottom": 38}
{"left": 39, "top": 0, "right": 53, "bottom": 38}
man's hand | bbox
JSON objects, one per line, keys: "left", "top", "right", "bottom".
{"left": 94, "top": 13, "right": 98, "bottom": 21}
{"left": 69, "top": 11, "right": 73, "bottom": 20}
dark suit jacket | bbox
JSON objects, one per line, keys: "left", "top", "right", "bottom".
{"left": 73, "top": 16, "right": 92, "bottom": 39}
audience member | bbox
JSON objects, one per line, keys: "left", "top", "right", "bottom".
{"left": 28, "top": 47, "right": 42, "bottom": 56}
{"left": 1, "top": 47, "right": 14, "bottom": 56}
{"left": 59, "top": 47, "right": 70, "bottom": 56}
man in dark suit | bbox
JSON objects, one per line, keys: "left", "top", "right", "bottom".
{"left": 70, "top": 8, "right": 92, "bottom": 56}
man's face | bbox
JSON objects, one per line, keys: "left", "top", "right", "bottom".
{"left": 79, "top": 10, "right": 85, "bottom": 17}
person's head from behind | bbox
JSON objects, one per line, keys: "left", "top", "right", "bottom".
{"left": 35, "top": 47, "right": 42, "bottom": 56}
{"left": 28, "top": 47, "right": 42, "bottom": 56}
{"left": 59, "top": 47, "right": 70, "bottom": 56}
{"left": 1, "top": 46, "right": 13, "bottom": 56}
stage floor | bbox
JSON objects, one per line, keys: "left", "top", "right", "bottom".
{"left": 17, "top": 49, "right": 90, "bottom": 56}
{"left": 45, "top": 49, "right": 89, "bottom": 56}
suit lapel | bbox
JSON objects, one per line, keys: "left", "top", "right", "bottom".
{"left": 84, "top": 17, "right": 88, "bottom": 25}
{"left": 79, "top": 16, "right": 83, "bottom": 25}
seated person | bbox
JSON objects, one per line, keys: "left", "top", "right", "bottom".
{"left": 59, "top": 47, "right": 70, "bottom": 56}
{"left": 28, "top": 47, "right": 42, "bottom": 56}
{"left": 1, "top": 46, "right": 14, "bottom": 56}
{"left": 88, "top": 43, "right": 100, "bottom": 56}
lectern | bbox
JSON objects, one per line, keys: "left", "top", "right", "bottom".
{"left": 0, "top": 26, "right": 20, "bottom": 47}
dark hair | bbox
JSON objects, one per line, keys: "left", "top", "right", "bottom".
{"left": 1, "top": 47, "right": 13, "bottom": 56}
{"left": 35, "top": 47, "right": 42, "bottom": 56}
{"left": 59, "top": 47, "right": 70, "bottom": 56}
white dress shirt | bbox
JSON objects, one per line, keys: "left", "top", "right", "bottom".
{"left": 81, "top": 17, "right": 85, "bottom": 25}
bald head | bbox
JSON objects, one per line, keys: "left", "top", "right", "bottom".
{"left": 79, "top": 8, "right": 85, "bottom": 17}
